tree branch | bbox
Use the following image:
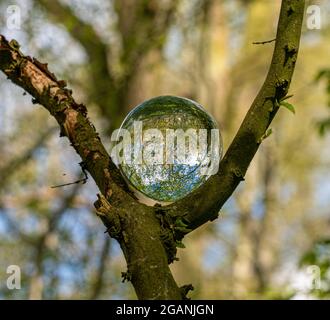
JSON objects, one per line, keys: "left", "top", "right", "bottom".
{"left": 165, "top": 0, "right": 305, "bottom": 233}
{"left": 0, "top": 36, "right": 129, "bottom": 202}
{"left": 0, "top": 35, "right": 181, "bottom": 300}
{"left": 0, "top": 0, "right": 305, "bottom": 300}
{"left": 252, "top": 38, "right": 276, "bottom": 45}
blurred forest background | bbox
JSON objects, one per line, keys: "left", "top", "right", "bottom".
{"left": 0, "top": 0, "right": 330, "bottom": 299}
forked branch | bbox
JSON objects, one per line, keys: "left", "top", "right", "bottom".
{"left": 0, "top": 0, "right": 305, "bottom": 299}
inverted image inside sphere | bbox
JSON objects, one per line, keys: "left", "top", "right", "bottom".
{"left": 117, "top": 95, "right": 222, "bottom": 203}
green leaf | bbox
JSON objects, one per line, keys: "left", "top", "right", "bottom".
{"left": 280, "top": 101, "right": 295, "bottom": 114}
{"left": 281, "top": 94, "right": 294, "bottom": 101}
{"left": 265, "top": 128, "right": 273, "bottom": 138}
{"left": 175, "top": 240, "right": 186, "bottom": 248}
{"left": 174, "top": 217, "right": 189, "bottom": 228}
{"left": 174, "top": 226, "right": 192, "bottom": 234}
{"left": 257, "top": 128, "right": 273, "bottom": 144}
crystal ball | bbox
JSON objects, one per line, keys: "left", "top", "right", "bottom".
{"left": 111, "top": 96, "right": 222, "bottom": 203}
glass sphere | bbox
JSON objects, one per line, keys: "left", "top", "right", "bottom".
{"left": 112, "top": 95, "right": 222, "bottom": 203}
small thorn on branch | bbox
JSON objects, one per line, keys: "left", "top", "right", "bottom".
{"left": 252, "top": 38, "right": 276, "bottom": 45}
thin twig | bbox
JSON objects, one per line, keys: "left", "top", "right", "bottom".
{"left": 51, "top": 162, "right": 88, "bottom": 188}
{"left": 50, "top": 177, "right": 87, "bottom": 188}
{"left": 252, "top": 38, "right": 276, "bottom": 45}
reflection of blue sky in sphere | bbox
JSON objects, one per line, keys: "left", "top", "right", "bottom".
{"left": 117, "top": 96, "right": 222, "bottom": 202}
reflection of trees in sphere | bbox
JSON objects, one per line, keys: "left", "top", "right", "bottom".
{"left": 116, "top": 96, "right": 222, "bottom": 203}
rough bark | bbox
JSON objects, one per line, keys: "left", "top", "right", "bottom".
{"left": 0, "top": 35, "right": 181, "bottom": 300}
{"left": 0, "top": 0, "right": 305, "bottom": 299}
